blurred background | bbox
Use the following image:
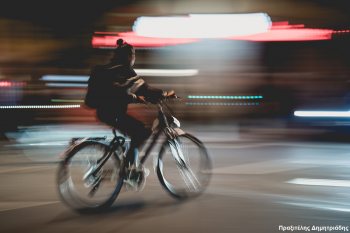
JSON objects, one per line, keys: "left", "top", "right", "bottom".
{"left": 0, "top": 0, "right": 349, "bottom": 140}
{"left": 2, "top": 1, "right": 350, "bottom": 232}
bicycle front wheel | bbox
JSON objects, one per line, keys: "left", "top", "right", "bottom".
{"left": 157, "top": 133, "right": 211, "bottom": 199}
{"left": 57, "top": 140, "right": 124, "bottom": 211}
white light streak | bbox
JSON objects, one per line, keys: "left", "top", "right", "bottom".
{"left": 133, "top": 13, "right": 271, "bottom": 38}
{"left": 0, "top": 105, "right": 81, "bottom": 109}
{"left": 28, "top": 142, "right": 67, "bottom": 146}
{"left": 46, "top": 83, "right": 88, "bottom": 88}
{"left": 287, "top": 178, "right": 350, "bottom": 188}
{"left": 282, "top": 201, "right": 350, "bottom": 213}
{"left": 40, "top": 69, "right": 198, "bottom": 84}
{"left": 294, "top": 110, "right": 350, "bottom": 118}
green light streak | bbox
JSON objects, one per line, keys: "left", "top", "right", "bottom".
{"left": 51, "top": 99, "right": 84, "bottom": 103}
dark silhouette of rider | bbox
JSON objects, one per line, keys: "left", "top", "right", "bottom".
{"left": 93, "top": 39, "right": 175, "bottom": 171}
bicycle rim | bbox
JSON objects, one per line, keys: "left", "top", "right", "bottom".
{"left": 57, "top": 141, "right": 124, "bottom": 211}
{"left": 157, "top": 134, "right": 211, "bottom": 199}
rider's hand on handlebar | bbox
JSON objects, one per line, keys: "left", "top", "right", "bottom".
{"left": 138, "top": 91, "right": 178, "bottom": 104}
{"left": 162, "top": 90, "right": 177, "bottom": 99}
{"left": 130, "top": 94, "right": 147, "bottom": 104}
{"left": 136, "top": 95, "right": 147, "bottom": 104}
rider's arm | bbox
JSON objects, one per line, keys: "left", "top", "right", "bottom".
{"left": 134, "top": 81, "right": 165, "bottom": 103}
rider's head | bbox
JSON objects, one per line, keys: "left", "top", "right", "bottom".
{"left": 111, "top": 39, "right": 135, "bottom": 66}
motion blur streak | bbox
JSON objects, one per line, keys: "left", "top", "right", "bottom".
{"left": 92, "top": 32, "right": 199, "bottom": 48}
{"left": 51, "top": 99, "right": 84, "bottom": 103}
{"left": 41, "top": 69, "right": 198, "bottom": 83}
{"left": 229, "top": 21, "right": 334, "bottom": 41}
{"left": 45, "top": 83, "right": 88, "bottom": 88}
{"left": 135, "top": 69, "right": 198, "bottom": 77}
{"left": 287, "top": 178, "right": 350, "bottom": 188}
{"left": 133, "top": 14, "right": 271, "bottom": 38}
{"left": 186, "top": 102, "right": 260, "bottom": 106}
{"left": 93, "top": 19, "right": 347, "bottom": 49}
{"left": 0, "top": 81, "right": 25, "bottom": 87}
{"left": 0, "top": 105, "right": 81, "bottom": 109}
{"left": 41, "top": 75, "right": 89, "bottom": 82}
{"left": 1, "top": 0, "right": 350, "bottom": 232}
{"left": 294, "top": 110, "right": 350, "bottom": 118}
{"left": 270, "top": 21, "right": 305, "bottom": 29}
{"left": 0, "top": 81, "right": 12, "bottom": 87}
{"left": 281, "top": 202, "right": 350, "bottom": 213}
{"left": 188, "top": 95, "right": 263, "bottom": 99}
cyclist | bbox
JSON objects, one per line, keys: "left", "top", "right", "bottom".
{"left": 91, "top": 39, "right": 175, "bottom": 185}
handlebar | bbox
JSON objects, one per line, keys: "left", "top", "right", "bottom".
{"left": 134, "top": 94, "right": 181, "bottom": 105}
{"left": 163, "top": 94, "right": 181, "bottom": 101}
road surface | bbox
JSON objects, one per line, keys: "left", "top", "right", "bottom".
{"left": 1, "top": 124, "right": 350, "bottom": 233}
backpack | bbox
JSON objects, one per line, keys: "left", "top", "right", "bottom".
{"left": 84, "top": 64, "right": 140, "bottom": 109}
{"left": 84, "top": 66, "right": 106, "bottom": 109}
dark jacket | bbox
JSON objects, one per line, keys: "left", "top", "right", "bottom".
{"left": 94, "top": 63, "right": 163, "bottom": 126}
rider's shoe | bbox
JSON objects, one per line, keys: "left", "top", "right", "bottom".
{"left": 124, "top": 163, "right": 149, "bottom": 191}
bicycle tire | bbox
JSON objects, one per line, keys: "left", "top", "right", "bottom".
{"left": 57, "top": 140, "right": 124, "bottom": 212}
{"left": 156, "top": 133, "right": 212, "bottom": 199}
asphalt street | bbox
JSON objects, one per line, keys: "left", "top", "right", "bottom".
{"left": 1, "top": 124, "right": 350, "bottom": 233}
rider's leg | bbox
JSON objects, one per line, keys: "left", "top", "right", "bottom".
{"left": 96, "top": 110, "right": 151, "bottom": 167}
{"left": 117, "top": 114, "right": 151, "bottom": 168}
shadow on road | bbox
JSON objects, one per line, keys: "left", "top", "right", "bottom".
{"left": 49, "top": 197, "right": 187, "bottom": 224}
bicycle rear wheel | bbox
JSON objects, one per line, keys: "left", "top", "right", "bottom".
{"left": 57, "top": 140, "right": 124, "bottom": 211}
{"left": 157, "top": 133, "right": 211, "bottom": 199}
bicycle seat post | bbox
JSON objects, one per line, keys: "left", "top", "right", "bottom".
{"left": 107, "top": 128, "right": 118, "bottom": 148}
{"left": 110, "top": 128, "right": 126, "bottom": 151}
{"left": 112, "top": 129, "right": 118, "bottom": 138}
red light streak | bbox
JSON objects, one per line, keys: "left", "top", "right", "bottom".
{"left": 333, "top": 30, "right": 350, "bottom": 34}
{"left": 229, "top": 28, "right": 334, "bottom": 42}
{"left": 0, "top": 81, "right": 12, "bottom": 87}
{"left": 0, "top": 81, "right": 25, "bottom": 88}
{"left": 271, "top": 21, "right": 305, "bottom": 29}
{"left": 229, "top": 21, "right": 334, "bottom": 41}
{"left": 92, "top": 21, "right": 349, "bottom": 48}
{"left": 92, "top": 31, "right": 199, "bottom": 48}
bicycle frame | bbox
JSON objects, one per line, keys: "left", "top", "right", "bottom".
{"left": 141, "top": 101, "right": 178, "bottom": 164}
{"left": 84, "top": 129, "right": 125, "bottom": 179}
{"left": 58, "top": 97, "right": 211, "bottom": 209}
{"left": 85, "top": 100, "right": 181, "bottom": 180}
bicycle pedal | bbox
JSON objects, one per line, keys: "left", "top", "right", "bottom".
{"left": 123, "top": 168, "right": 148, "bottom": 192}
{"left": 124, "top": 178, "right": 137, "bottom": 185}
{"left": 144, "top": 168, "right": 150, "bottom": 177}
{"left": 124, "top": 178, "right": 139, "bottom": 191}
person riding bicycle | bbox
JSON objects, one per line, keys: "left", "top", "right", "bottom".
{"left": 90, "top": 39, "right": 175, "bottom": 183}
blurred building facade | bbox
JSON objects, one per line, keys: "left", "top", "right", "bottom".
{"left": 0, "top": 0, "right": 349, "bottom": 134}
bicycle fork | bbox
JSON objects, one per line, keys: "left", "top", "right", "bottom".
{"left": 168, "top": 139, "right": 201, "bottom": 192}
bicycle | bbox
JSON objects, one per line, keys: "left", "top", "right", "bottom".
{"left": 56, "top": 97, "right": 212, "bottom": 211}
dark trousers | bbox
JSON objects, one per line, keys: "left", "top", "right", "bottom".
{"left": 97, "top": 110, "right": 151, "bottom": 166}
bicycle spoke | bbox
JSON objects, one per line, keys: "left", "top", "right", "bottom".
{"left": 157, "top": 134, "right": 211, "bottom": 199}
{"left": 83, "top": 164, "right": 96, "bottom": 181}
{"left": 169, "top": 140, "right": 186, "bottom": 167}
{"left": 178, "top": 166, "right": 201, "bottom": 192}
{"left": 57, "top": 141, "right": 124, "bottom": 210}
